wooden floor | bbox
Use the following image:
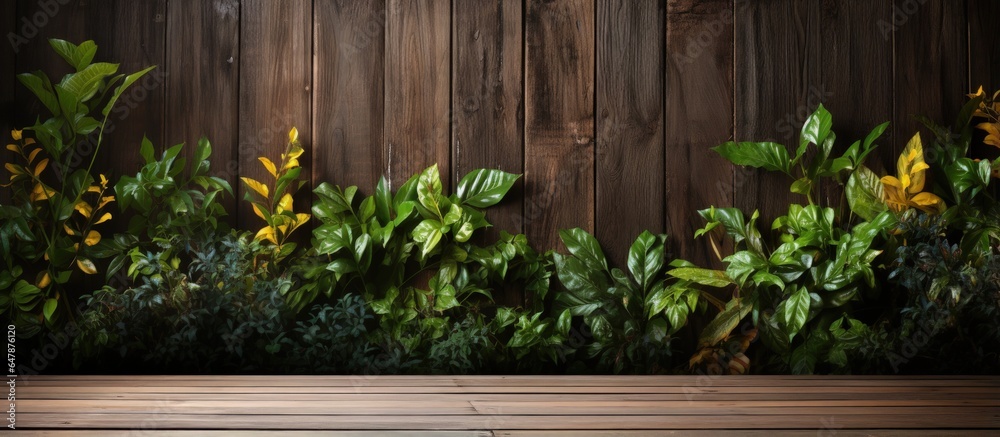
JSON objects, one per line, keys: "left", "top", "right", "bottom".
{"left": 9, "top": 375, "right": 1000, "bottom": 436}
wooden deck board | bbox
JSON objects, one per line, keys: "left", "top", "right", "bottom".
{"left": 9, "top": 376, "right": 999, "bottom": 433}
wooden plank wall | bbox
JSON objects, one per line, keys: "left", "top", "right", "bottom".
{"left": 3, "top": 0, "right": 998, "bottom": 296}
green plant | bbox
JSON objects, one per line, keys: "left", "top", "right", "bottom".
{"left": 0, "top": 39, "right": 154, "bottom": 335}
{"left": 241, "top": 127, "right": 310, "bottom": 265}
{"left": 679, "top": 106, "right": 900, "bottom": 374}
{"left": 74, "top": 231, "right": 289, "bottom": 372}
{"left": 554, "top": 228, "right": 711, "bottom": 374}
{"left": 108, "top": 137, "right": 233, "bottom": 281}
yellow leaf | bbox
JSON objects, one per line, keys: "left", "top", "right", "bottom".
{"left": 880, "top": 175, "right": 902, "bottom": 190}
{"left": 283, "top": 157, "right": 300, "bottom": 171}
{"left": 251, "top": 202, "right": 267, "bottom": 220}
{"left": 31, "top": 183, "right": 55, "bottom": 201}
{"left": 84, "top": 230, "right": 101, "bottom": 246}
{"left": 910, "top": 192, "right": 946, "bottom": 214}
{"left": 5, "top": 163, "right": 23, "bottom": 175}
{"left": 98, "top": 196, "right": 115, "bottom": 209}
{"left": 94, "top": 212, "right": 112, "bottom": 224}
{"left": 295, "top": 213, "right": 310, "bottom": 225}
{"left": 63, "top": 223, "right": 77, "bottom": 236}
{"left": 33, "top": 158, "right": 49, "bottom": 177}
{"left": 99, "top": 174, "right": 109, "bottom": 187}
{"left": 76, "top": 258, "right": 97, "bottom": 275}
{"left": 968, "top": 85, "right": 985, "bottom": 99}
{"left": 254, "top": 226, "right": 277, "bottom": 244}
{"left": 27, "top": 148, "right": 41, "bottom": 164}
{"left": 87, "top": 185, "right": 102, "bottom": 193}
{"left": 287, "top": 145, "right": 304, "bottom": 160}
{"left": 75, "top": 201, "right": 93, "bottom": 219}
{"left": 5, "top": 144, "right": 17, "bottom": 153}
{"left": 898, "top": 133, "right": 926, "bottom": 194}
{"left": 241, "top": 177, "right": 269, "bottom": 199}
{"left": 288, "top": 127, "right": 299, "bottom": 143}
{"left": 277, "top": 193, "right": 293, "bottom": 213}
{"left": 258, "top": 157, "right": 278, "bottom": 178}
{"left": 23, "top": 138, "right": 34, "bottom": 146}
{"left": 11, "top": 130, "right": 21, "bottom": 141}
{"left": 36, "top": 271, "right": 51, "bottom": 288}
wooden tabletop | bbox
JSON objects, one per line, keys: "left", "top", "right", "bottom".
{"left": 8, "top": 375, "right": 1000, "bottom": 435}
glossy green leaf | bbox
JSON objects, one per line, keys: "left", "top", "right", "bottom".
{"left": 558, "top": 228, "right": 608, "bottom": 273}
{"left": 667, "top": 267, "right": 731, "bottom": 288}
{"left": 845, "top": 166, "right": 886, "bottom": 221}
{"left": 456, "top": 169, "right": 520, "bottom": 208}
{"left": 713, "top": 141, "right": 791, "bottom": 175}
{"left": 781, "top": 285, "right": 811, "bottom": 342}
{"left": 627, "top": 231, "right": 665, "bottom": 292}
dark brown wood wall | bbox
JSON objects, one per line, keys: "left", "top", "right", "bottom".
{"left": 4, "top": 0, "right": 998, "bottom": 272}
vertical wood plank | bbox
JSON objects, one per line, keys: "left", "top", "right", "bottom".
{"left": 734, "top": 0, "right": 823, "bottom": 224}
{"left": 12, "top": 0, "right": 166, "bottom": 182}
{"left": 1, "top": 0, "right": 15, "bottom": 204}
{"left": 819, "top": 0, "right": 894, "bottom": 191}
{"left": 525, "top": 0, "right": 596, "bottom": 252}
{"left": 967, "top": 0, "right": 1000, "bottom": 182}
{"left": 665, "top": 0, "right": 734, "bottom": 268}
{"left": 452, "top": 0, "right": 524, "bottom": 238}
{"left": 892, "top": 0, "right": 966, "bottom": 154}
{"left": 313, "top": 0, "right": 386, "bottom": 190}
{"left": 968, "top": 0, "right": 1000, "bottom": 92}
{"left": 164, "top": 0, "right": 240, "bottom": 219}
{"left": 596, "top": 0, "right": 664, "bottom": 264}
{"left": 384, "top": 0, "right": 451, "bottom": 189}
{"left": 314, "top": 0, "right": 386, "bottom": 191}
{"left": 239, "top": 0, "right": 312, "bottom": 230}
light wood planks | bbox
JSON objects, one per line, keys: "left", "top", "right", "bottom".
{"left": 524, "top": 0, "right": 596, "bottom": 252}
{"left": 13, "top": 375, "right": 997, "bottom": 430}
{"left": 595, "top": 0, "right": 665, "bottom": 264}
{"left": 238, "top": 0, "right": 312, "bottom": 230}
{"left": 384, "top": 0, "right": 451, "bottom": 189}
{"left": 313, "top": 0, "right": 387, "bottom": 191}
{"left": 164, "top": 0, "right": 240, "bottom": 216}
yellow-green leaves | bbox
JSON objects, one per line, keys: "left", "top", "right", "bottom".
{"left": 242, "top": 127, "right": 310, "bottom": 265}
{"left": 880, "top": 133, "right": 946, "bottom": 214}
{"left": 969, "top": 86, "right": 1000, "bottom": 149}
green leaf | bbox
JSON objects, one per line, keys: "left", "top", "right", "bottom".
{"left": 713, "top": 141, "right": 791, "bottom": 175}
{"left": 797, "top": 104, "right": 833, "bottom": 159}
{"left": 627, "top": 231, "right": 665, "bottom": 292}
{"left": 102, "top": 66, "right": 156, "bottom": 117}
{"left": 723, "top": 250, "right": 768, "bottom": 287}
{"left": 558, "top": 228, "right": 608, "bottom": 273}
{"left": 42, "top": 298, "right": 58, "bottom": 322}
{"left": 49, "top": 39, "right": 98, "bottom": 71}
{"left": 845, "top": 166, "right": 886, "bottom": 221}
{"left": 139, "top": 136, "right": 156, "bottom": 164}
{"left": 554, "top": 254, "right": 605, "bottom": 316}
{"left": 667, "top": 267, "right": 731, "bottom": 288}
{"left": 697, "top": 299, "right": 751, "bottom": 348}
{"left": 374, "top": 177, "right": 392, "bottom": 224}
{"left": 456, "top": 169, "right": 521, "bottom": 208}
{"left": 17, "top": 72, "right": 60, "bottom": 116}
{"left": 417, "top": 164, "right": 443, "bottom": 215}
{"left": 412, "top": 219, "right": 444, "bottom": 257}
{"left": 61, "top": 62, "right": 119, "bottom": 103}
{"left": 781, "top": 285, "right": 811, "bottom": 342}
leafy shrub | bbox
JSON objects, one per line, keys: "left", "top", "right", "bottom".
{"left": 1, "top": 39, "right": 154, "bottom": 336}
{"left": 73, "top": 232, "right": 289, "bottom": 372}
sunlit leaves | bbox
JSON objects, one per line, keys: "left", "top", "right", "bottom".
{"left": 881, "top": 133, "right": 946, "bottom": 214}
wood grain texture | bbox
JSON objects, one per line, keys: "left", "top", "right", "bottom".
{"left": 384, "top": 0, "right": 451, "bottom": 189}
{"left": 892, "top": 0, "right": 966, "bottom": 155}
{"left": 314, "top": 0, "right": 386, "bottom": 190}
{"left": 525, "top": 0, "right": 596, "bottom": 252}
{"left": 164, "top": 0, "right": 240, "bottom": 217}
{"left": 12, "top": 0, "right": 166, "bottom": 182}
{"left": 968, "top": 0, "right": 1000, "bottom": 92}
{"left": 12, "top": 375, "right": 1000, "bottom": 431}
{"left": 452, "top": 0, "right": 524, "bottom": 237}
{"left": 595, "top": 0, "right": 664, "bottom": 265}
{"left": 818, "top": 0, "right": 893, "bottom": 200}
{"left": 665, "top": 0, "right": 734, "bottom": 269}
{"left": 734, "top": 0, "right": 823, "bottom": 224}
{"left": 238, "top": 0, "right": 312, "bottom": 230}
{"left": 1, "top": 0, "right": 14, "bottom": 204}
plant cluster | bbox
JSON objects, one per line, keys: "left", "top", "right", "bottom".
{"left": 3, "top": 40, "right": 998, "bottom": 375}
